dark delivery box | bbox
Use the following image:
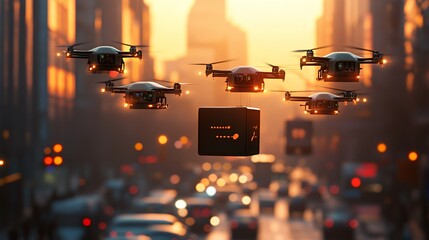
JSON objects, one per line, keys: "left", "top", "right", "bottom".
{"left": 198, "top": 107, "right": 260, "bottom": 156}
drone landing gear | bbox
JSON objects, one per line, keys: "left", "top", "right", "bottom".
{"left": 156, "top": 96, "right": 168, "bottom": 109}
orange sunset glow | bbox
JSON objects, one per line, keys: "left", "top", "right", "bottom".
{"left": 145, "top": 0, "right": 322, "bottom": 83}
{"left": 2, "top": 1, "right": 428, "bottom": 238}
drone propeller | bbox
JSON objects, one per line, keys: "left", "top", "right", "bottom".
{"left": 267, "top": 89, "right": 319, "bottom": 93}
{"left": 265, "top": 62, "right": 278, "bottom": 68}
{"left": 319, "top": 86, "right": 359, "bottom": 92}
{"left": 344, "top": 45, "right": 387, "bottom": 61}
{"left": 57, "top": 41, "right": 90, "bottom": 48}
{"left": 151, "top": 79, "right": 193, "bottom": 86}
{"left": 292, "top": 45, "right": 332, "bottom": 53}
{"left": 97, "top": 77, "right": 127, "bottom": 84}
{"left": 190, "top": 59, "right": 236, "bottom": 66}
{"left": 113, "top": 41, "right": 148, "bottom": 48}
{"left": 343, "top": 45, "right": 380, "bottom": 53}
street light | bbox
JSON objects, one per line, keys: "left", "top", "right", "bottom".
{"left": 158, "top": 134, "right": 168, "bottom": 145}
{"left": 408, "top": 151, "right": 418, "bottom": 161}
{"left": 53, "top": 143, "right": 63, "bottom": 153}
{"left": 134, "top": 142, "right": 143, "bottom": 151}
{"left": 377, "top": 143, "right": 387, "bottom": 153}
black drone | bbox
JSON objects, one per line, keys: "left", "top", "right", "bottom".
{"left": 295, "top": 46, "right": 387, "bottom": 82}
{"left": 59, "top": 41, "right": 147, "bottom": 73}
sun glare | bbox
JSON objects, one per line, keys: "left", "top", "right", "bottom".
{"left": 145, "top": 0, "right": 322, "bottom": 79}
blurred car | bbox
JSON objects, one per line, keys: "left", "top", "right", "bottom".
{"left": 130, "top": 196, "right": 177, "bottom": 216}
{"left": 107, "top": 213, "right": 186, "bottom": 238}
{"left": 230, "top": 209, "right": 259, "bottom": 240}
{"left": 103, "top": 178, "right": 132, "bottom": 211}
{"left": 137, "top": 224, "right": 197, "bottom": 240}
{"left": 51, "top": 194, "right": 107, "bottom": 240}
{"left": 242, "top": 181, "right": 257, "bottom": 196}
{"left": 288, "top": 195, "right": 307, "bottom": 218}
{"left": 277, "top": 182, "right": 289, "bottom": 198}
{"left": 226, "top": 193, "right": 251, "bottom": 216}
{"left": 104, "top": 235, "right": 151, "bottom": 240}
{"left": 304, "top": 184, "right": 324, "bottom": 202}
{"left": 182, "top": 197, "right": 218, "bottom": 235}
{"left": 148, "top": 189, "right": 177, "bottom": 199}
{"left": 322, "top": 205, "right": 358, "bottom": 240}
{"left": 256, "top": 189, "right": 276, "bottom": 214}
{"left": 304, "top": 184, "right": 325, "bottom": 212}
{"left": 214, "top": 184, "right": 241, "bottom": 208}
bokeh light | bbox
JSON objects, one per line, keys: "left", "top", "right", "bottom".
{"left": 202, "top": 162, "right": 212, "bottom": 171}
{"left": 134, "top": 142, "right": 144, "bottom": 151}
{"left": 377, "top": 143, "right": 387, "bottom": 153}
{"left": 408, "top": 151, "right": 418, "bottom": 161}
{"left": 206, "top": 186, "right": 216, "bottom": 196}
{"left": 158, "top": 134, "right": 168, "bottom": 145}
{"left": 175, "top": 199, "right": 187, "bottom": 209}
{"left": 170, "top": 174, "right": 181, "bottom": 185}
{"left": 53, "top": 144, "right": 63, "bottom": 153}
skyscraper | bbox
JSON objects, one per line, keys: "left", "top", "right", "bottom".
{"left": 0, "top": 0, "right": 154, "bottom": 227}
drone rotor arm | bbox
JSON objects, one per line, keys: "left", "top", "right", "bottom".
{"left": 288, "top": 96, "right": 313, "bottom": 102}
{"left": 67, "top": 50, "right": 92, "bottom": 59}
{"left": 258, "top": 71, "right": 285, "bottom": 80}
{"left": 211, "top": 70, "right": 231, "bottom": 78}
{"left": 119, "top": 51, "right": 143, "bottom": 59}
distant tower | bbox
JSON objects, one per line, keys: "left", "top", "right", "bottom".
{"left": 165, "top": 0, "right": 248, "bottom": 105}
{"left": 187, "top": 0, "right": 247, "bottom": 61}
{"left": 71, "top": 0, "right": 154, "bottom": 184}
{"left": 161, "top": 0, "right": 248, "bottom": 166}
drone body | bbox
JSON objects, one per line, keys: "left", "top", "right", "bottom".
{"left": 285, "top": 90, "right": 359, "bottom": 115}
{"left": 297, "top": 46, "right": 387, "bottom": 82}
{"left": 100, "top": 79, "right": 181, "bottom": 109}
{"left": 193, "top": 60, "right": 285, "bottom": 92}
{"left": 61, "top": 42, "right": 145, "bottom": 73}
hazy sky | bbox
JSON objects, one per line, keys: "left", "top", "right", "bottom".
{"left": 145, "top": 0, "right": 323, "bottom": 81}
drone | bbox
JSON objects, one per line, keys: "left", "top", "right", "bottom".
{"left": 99, "top": 78, "right": 182, "bottom": 109}
{"left": 283, "top": 87, "right": 365, "bottom": 115}
{"left": 59, "top": 41, "right": 147, "bottom": 73}
{"left": 294, "top": 46, "right": 387, "bottom": 82}
{"left": 191, "top": 60, "right": 285, "bottom": 92}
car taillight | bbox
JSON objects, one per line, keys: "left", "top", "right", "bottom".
{"left": 192, "top": 207, "right": 211, "bottom": 218}
{"left": 324, "top": 218, "right": 334, "bottom": 228}
{"left": 98, "top": 222, "right": 107, "bottom": 230}
{"left": 110, "top": 231, "right": 117, "bottom": 237}
{"left": 129, "top": 185, "right": 138, "bottom": 195}
{"left": 348, "top": 219, "right": 358, "bottom": 229}
{"left": 125, "top": 231, "right": 134, "bottom": 237}
{"left": 201, "top": 207, "right": 211, "bottom": 217}
{"left": 230, "top": 220, "right": 239, "bottom": 229}
{"left": 329, "top": 185, "right": 340, "bottom": 195}
{"left": 82, "top": 217, "right": 91, "bottom": 227}
{"left": 104, "top": 206, "right": 114, "bottom": 216}
{"left": 248, "top": 221, "right": 257, "bottom": 230}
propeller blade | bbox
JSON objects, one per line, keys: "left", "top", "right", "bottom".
{"left": 291, "top": 49, "right": 309, "bottom": 53}
{"left": 292, "top": 45, "right": 333, "bottom": 52}
{"left": 344, "top": 45, "right": 377, "bottom": 53}
{"left": 151, "top": 79, "right": 195, "bottom": 86}
{"left": 97, "top": 77, "right": 127, "bottom": 84}
{"left": 211, "top": 59, "right": 236, "bottom": 65}
{"left": 113, "top": 41, "right": 149, "bottom": 48}
{"left": 312, "top": 45, "right": 333, "bottom": 51}
{"left": 318, "top": 85, "right": 361, "bottom": 92}
{"left": 57, "top": 41, "right": 90, "bottom": 48}
{"left": 267, "top": 89, "right": 319, "bottom": 93}
{"left": 190, "top": 59, "right": 236, "bottom": 66}
{"left": 264, "top": 62, "right": 278, "bottom": 68}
